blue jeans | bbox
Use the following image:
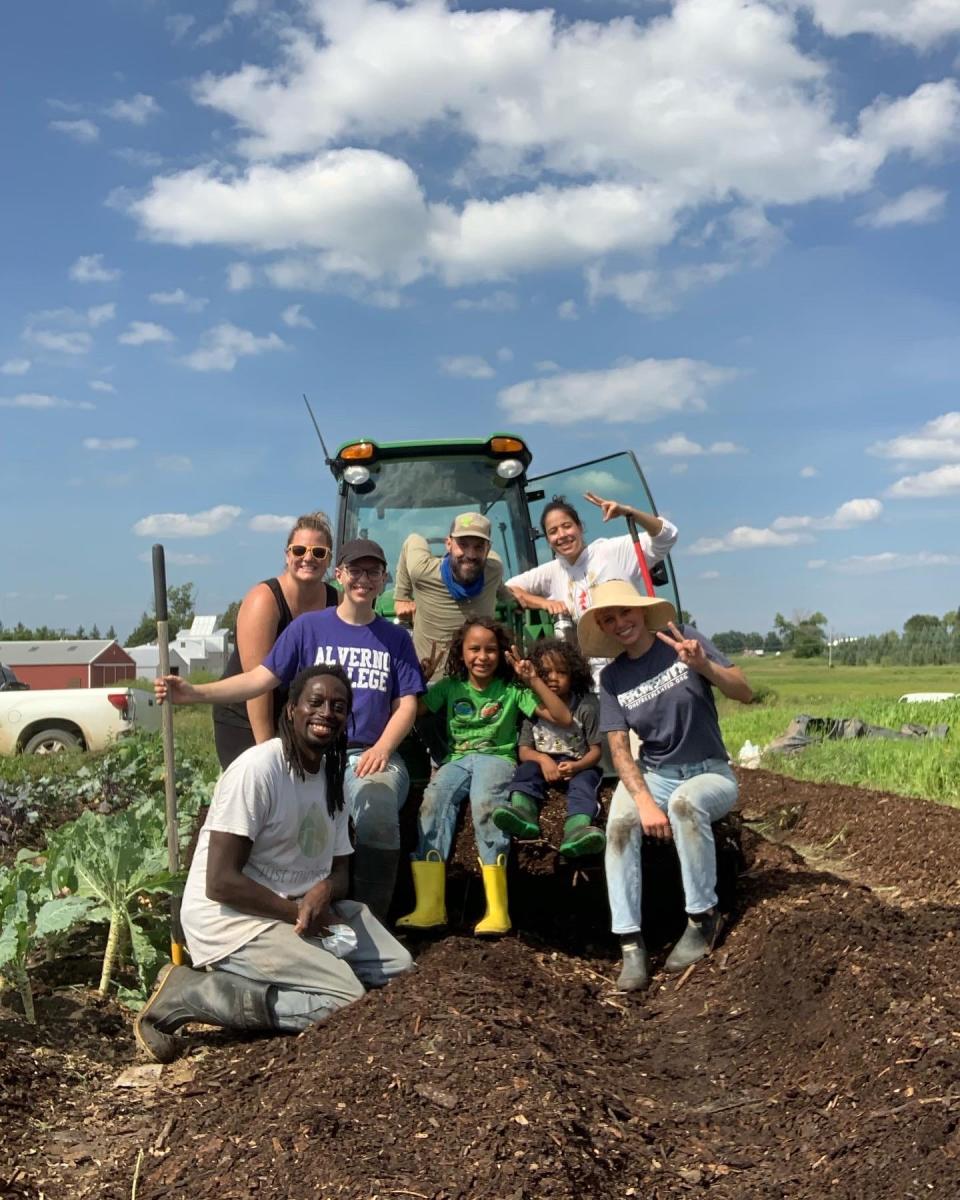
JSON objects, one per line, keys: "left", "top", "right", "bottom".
{"left": 416, "top": 754, "right": 516, "bottom": 865}
{"left": 509, "top": 759, "right": 602, "bottom": 820}
{"left": 605, "top": 758, "right": 738, "bottom": 936}
{"left": 344, "top": 750, "right": 410, "bottom": 853}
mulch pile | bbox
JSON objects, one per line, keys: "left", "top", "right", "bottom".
{"left": 2, "top": 770, "right": 960, "bottom": 1199}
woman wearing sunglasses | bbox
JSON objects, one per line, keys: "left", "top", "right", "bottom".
{"left": 213, "top": 512, "right": 338, "bottom": 769}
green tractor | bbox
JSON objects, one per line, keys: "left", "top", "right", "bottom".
{"left": 325, "top": 431, "right": 681, "bottom": 631}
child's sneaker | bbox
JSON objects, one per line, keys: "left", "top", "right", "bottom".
{"left": 559, "top": 814, "right": 606, "bottom": 857}
{"left": 491, "top": 793, "right": 541, "bottom": 840}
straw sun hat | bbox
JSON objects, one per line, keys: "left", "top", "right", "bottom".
{"left": 576, "top": 580, "right": 678, "bottom": 659}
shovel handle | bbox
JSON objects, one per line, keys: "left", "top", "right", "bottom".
{"left": 626, "top": 516, "right": 657, "bottom": 598}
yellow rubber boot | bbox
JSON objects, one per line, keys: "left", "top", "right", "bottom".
{"left": 474, "top": 855, "right": 511, "bottom": 936}
{"left": 396, "top": 853, "right": 447, "bottom": 930}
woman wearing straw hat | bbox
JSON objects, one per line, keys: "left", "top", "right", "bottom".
{"left": 578, "top": 580, "right": 753, "bottom": 992}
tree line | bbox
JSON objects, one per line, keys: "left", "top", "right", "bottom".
{"left": 0, "top": 582, "right": 242, "bottom": 649}
{"left": 710, "top": 610, "right": 960, "bottom": 665}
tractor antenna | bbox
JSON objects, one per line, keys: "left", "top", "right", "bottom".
{"left": 302, "top": 394, "right": 332, "bottom": 464}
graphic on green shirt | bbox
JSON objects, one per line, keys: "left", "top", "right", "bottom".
{"left": 297, "top": 807, "right": 330, "bottom": 859}
{"left": 427, "top": 676, "right": 539, "bottom": 762}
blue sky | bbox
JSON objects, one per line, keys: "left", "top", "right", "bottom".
{"left": 3, "top": 0, "right": 959, "bottom": 642}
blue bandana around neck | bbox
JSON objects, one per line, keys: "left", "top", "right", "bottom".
{"left": 440, "top": 553, "right": 485, "bottom": 602}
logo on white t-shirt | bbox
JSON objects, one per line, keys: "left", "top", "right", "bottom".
{"left": 617, "top": 662, "right": 689, "bottom": 709}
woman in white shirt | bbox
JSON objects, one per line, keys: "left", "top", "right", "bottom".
{"left": 506, "top": 492, "right": 679, "bottom": 622}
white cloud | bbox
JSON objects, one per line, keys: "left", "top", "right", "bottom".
{"left": 149, "top": 288, "right": 208, "bottom": 313}
{"left": 181, "top": 323, "right": 287, "bottom": 371}
{"left": 165, "top": 13, "right": 196, "bottom": 41}
{"left": 688, "top": 526, "right": 814, "bottom": 554}
{"left": 227, "top": 262, "right": 255, "bottom": 291}
{"left": 133, "top": 504, "right": 243, "bottom": 538}
{"left": 249, "top": 514, "right": 296, "bottom": 532}
{"left": 1, "top": 359, "right": 30, "bottom": 376}
{"left": 859, "top": 186, "right": 947, "bottom": 229}
{"left": 453, "top": 290, "right": 517, "bottom": 312}
{"left": 793, "top": 0, "right": 960, "bottom": 50}
{"left": 89, "top": 380, "right": 117, "bottom": 394}
{"left": 69, "top": 254, "right": 121, "bottom": 283}
{"left": 564, "top": 468, "right": 630, "bottom": 495}
{"left": 123, "top": 0, "right": 960, "bottom": 308}
{"left": 105, "top": 94, "right": 162, "bottom": 124}
{"left": 24, "top": 327, "right": 92, "bottom": 355}
{"left": 281, "top": 304, "right": 315, "bottom": 329}
{"left": 535, "top": 360, "right": 560, "bottom": 374}
{"left": 0, "top": 393, "right": 95, "bottom": 411}
{"left": 886, "top": 464, "right": 960, "bottom": 498}
{"left": 700, "top": 570, "right": 720, "bottom": 580}
{"left": 588, "top": 261, "right": 737, "bottom": 316}
{"left": 439, "top": 354, "right": 495, "bottom": 380}
{"left": 496, "top": 347, "right": 513, "bottom": 363}
{"left": 670, "top": 463, "right": 689, "bottom": 475}
{"left": 869, "top": 412, "right": 960, "bottom": 462}
{"left": 499, "top": 357, "right": 738, "bottom": 426}
{"left": 829, "top": 551, "right": 960, "bottom": 574}
{"left": 118, "top": 321, "right": 175, "bottom": 346}
{"left": 83, "top": 437, "right": 139, "bottom": 451}
{"left": 50, "top": 119, "right": 99, "bottom": 143}
{"left": 655, "top": 434, "right": 745, "bottom": 456}
{"left": 772, "top": 497, "right": 883, "bottom": 531}
{"left": 858, "top": 81, "right": 960, "bottom": 161}
{"left": 557, "top": 300, "right": 579, "bottom": 321}
{"left": 800, "top": 465, "right": 819, "bottom": 478}
{"left": 806, "top": 559, "right": 827, "bottom": 569}
{"left": 86, "top": 303, "right": 116, "bottom": 327}
{"left": 156, "top": 455, "right": 194, "bottom": 472}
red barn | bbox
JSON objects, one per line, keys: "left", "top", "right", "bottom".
{"left": 0, "top": 640, "right": 136, "bottom": 689}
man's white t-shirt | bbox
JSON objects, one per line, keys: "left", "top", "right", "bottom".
{"left": 182, "top": 739, "right": 353, "bottom": 968}
{"left": 505, "top": 522, "right": 678, "bottom": 621}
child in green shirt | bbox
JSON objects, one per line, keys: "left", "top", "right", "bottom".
{"left": 397, "top": 617, "right": 572, "bottom": 936}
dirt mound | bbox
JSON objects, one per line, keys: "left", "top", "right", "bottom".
{"left": 2, "top": 777, "right": 960, "bottom": 1200}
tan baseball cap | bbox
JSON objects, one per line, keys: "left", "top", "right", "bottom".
{"left": 449, "top": 512, "right": 491, "bottom": 541}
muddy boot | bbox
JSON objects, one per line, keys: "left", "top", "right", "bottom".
{"left": 134, "top": 964, "right": 273, "bottom": 1064}
{"left": 559, "top": 814, "right": 606, "bottom": 858}
{"left": 474, "top": 855, "right": 511, "bottom": 936}
{"left": 351, "top": 845, "right": 400, "bottom": 924}
{"left": 664, "top": 909, "right": 723, "bottom": 973}
{"left": 491, "top": 793, "right": 541, "bottom": 840}
{"left": 616, "top": 938, "right": 651, "bottom": 992}
{"left": 396, "top": 854, "right": 447, "bottom": 930}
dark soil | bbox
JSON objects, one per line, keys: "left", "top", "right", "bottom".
{"left": 3, "top": 771, "right": 960, "bottom": 1199}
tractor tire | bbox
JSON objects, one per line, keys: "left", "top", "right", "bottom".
{"left": 23, "top": 728, "right": 82, "bottom": 755}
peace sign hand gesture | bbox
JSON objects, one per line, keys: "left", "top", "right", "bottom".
{"left": 583, "top": 492, "right": 627, "bottom": 523}
{"left": 656, "top": 622, "right": 708, "bottom": 672}
{"left": 504, "top": 645, "right": 536, "bottom": 682}
{"left": 419, "top": 640, "right": 445, "bottom": 680}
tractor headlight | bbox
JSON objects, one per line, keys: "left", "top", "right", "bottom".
{"left": 343, "top": 465, "right": 371, "bottom": 486}
{"left": 496, "top": 458, "right": 523, "bottom": 480}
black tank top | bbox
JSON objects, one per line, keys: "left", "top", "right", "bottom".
{"left": 212, "top": 577, "right": 337, "bottom": 731}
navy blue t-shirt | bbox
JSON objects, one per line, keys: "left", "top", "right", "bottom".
{"left": 598, "top": 625, "right": 732, "bottom": 769}
{"left": 264, "top": 609, "right": 424, "bottom": 749}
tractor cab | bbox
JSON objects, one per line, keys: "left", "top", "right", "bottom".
{"left": 328, "top": 434, "right": 681, "bottom": 628}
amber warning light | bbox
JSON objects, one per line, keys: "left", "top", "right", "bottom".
{"left": 489, "top": 437, "right": 526, "bottom": 454}
{"left": 340, "top": 442, "right": 376, "bottom": 461}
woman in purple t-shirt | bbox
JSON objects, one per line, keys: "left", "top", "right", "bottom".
{"left": 577, "top": 580, "right": 753, "bottom": 993}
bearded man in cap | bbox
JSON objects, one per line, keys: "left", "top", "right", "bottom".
{"left": 394, "top": 512, "right": 512, "bottom": 681}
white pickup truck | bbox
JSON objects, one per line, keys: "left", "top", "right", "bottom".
{"left": 0, "top": 666, "right": 162, "bottom": 755}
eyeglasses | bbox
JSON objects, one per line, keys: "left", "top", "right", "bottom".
{"left": 340, "top": 565, "right": 385, "bottom": 581}
{"left": 288, "top": 545, "right": 331, "bottom": 561}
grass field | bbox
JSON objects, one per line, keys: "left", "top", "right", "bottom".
{"left": 719, "top": 657, "right": 960, "bottom": 805}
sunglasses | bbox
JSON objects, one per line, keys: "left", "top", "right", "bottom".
{"left": 288, "top": 544, "right": 331, "bottom": 561}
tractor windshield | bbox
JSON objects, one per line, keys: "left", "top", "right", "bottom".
{"left": 341, "top": 456, "right": 533, "bottom": 585}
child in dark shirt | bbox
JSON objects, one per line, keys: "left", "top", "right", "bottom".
{"left": 492, "top": 638, "right": 605, "bottom": 857}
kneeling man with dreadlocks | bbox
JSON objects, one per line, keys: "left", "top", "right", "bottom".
{"left": 135, "top": 665, "right": 413, "bottom": 1063}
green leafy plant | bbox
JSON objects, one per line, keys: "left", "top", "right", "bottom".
{"left": 46, "top": 800, "right": 183, "bottom": 997}
{"left": 0, "top": 853, "right": 94, "bottom": 1022}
